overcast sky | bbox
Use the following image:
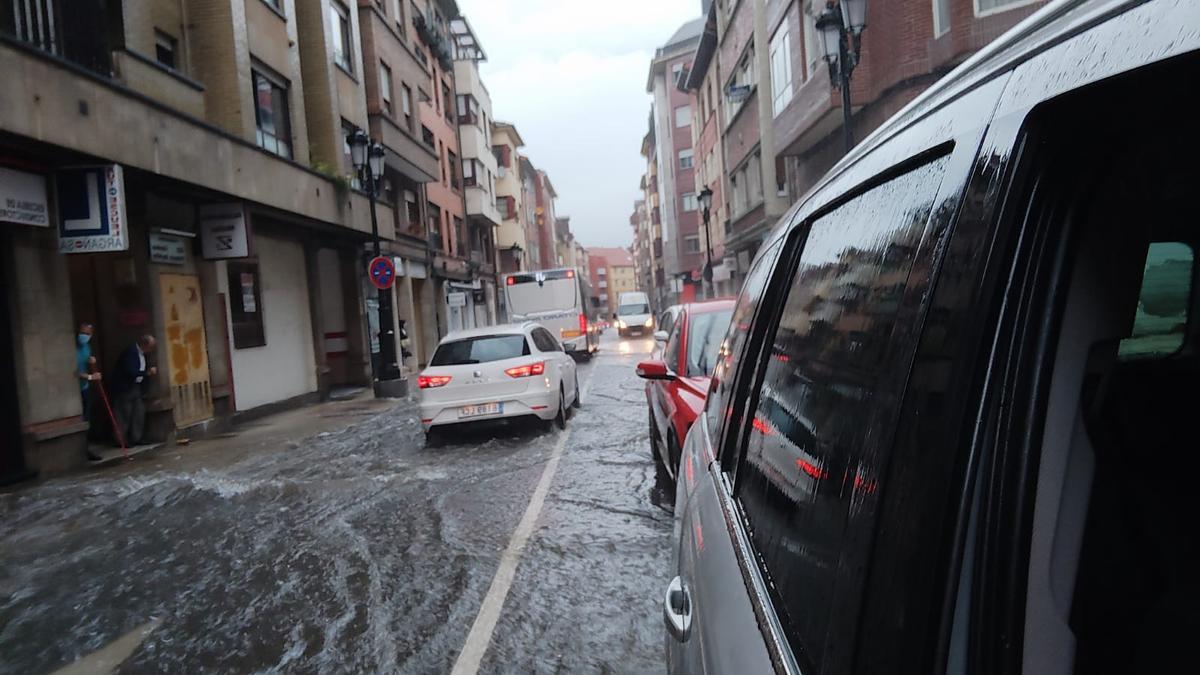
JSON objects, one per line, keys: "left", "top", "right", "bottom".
{"left": 457, "top": 0, "right": 703, "bottom": 250}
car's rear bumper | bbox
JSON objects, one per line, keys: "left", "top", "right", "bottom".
{"left": 419, "top": 389, "right": 558, "bottom": 430}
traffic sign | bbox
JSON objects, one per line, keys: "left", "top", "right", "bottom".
{"left": 368, "top": 255, "right": 396, "bottom": 290}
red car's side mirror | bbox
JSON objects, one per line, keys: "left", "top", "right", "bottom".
{"left": 636, "top": 359, "right": 675, "bottom": 381}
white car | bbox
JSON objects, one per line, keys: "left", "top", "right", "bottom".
{"left": 417, "top": 322, "right": 580, "bottom": 441}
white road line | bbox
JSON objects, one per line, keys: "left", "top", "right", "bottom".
{"left": 450, "top": 372, "right": 595, "bottom": 675}
{"left": 50, "top": 618, "right": 162, "bottom": 675}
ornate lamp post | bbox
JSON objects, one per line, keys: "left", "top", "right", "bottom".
{"left": 698, "top": 186, "right": 714, "bottom": 298}
{"left": 347, "top": 128, "right": 402, "bottom": 386}
{"left": 815, "top": 0, "right": 868, "bottom": 153}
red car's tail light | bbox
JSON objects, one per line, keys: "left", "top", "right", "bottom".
{"left": 505, "top": 361, "right": 546, "bottom": 378}
{"left": 418, "top": 375, "right": 452, "bottom": 388}
{"left": 579, "top": 313, "right": 588, "bottom": 334}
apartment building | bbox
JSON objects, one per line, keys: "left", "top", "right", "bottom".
{"left": 770, "top": 0, "right": 1047, "bottom": 206}
{"left": 396, "top": 0, "right": 476, "bottom": 335}
{"left": 356, "top": 0, "right": 443, "bottom": 372}
{"left": 676, "top": 0, "right": 1047, "bottom": 294}
{"left": 711, "top": 0, "right": 787, "bottom": 289}
{"left": 1, "top": 0, "right": 387, "bottom": 476}
{"left": 492, "top": 121, "right": 528, "bottom": 275}
{"left": 586, "top": 248, "right": 637, "bottom": 319}
{"left": 682, "top": 3, "right": 733, "bottom": 297}
{"left": 517, "top": 157, "right": 541, "bottom": 269}
{"left": 451, "top": 16, "right": 498, "bottom": 328}
{"left": 533, "top": 170, "right": 558, "bottom": 270}
{"left": 646, "top": 18, "right": 705, "bottom": 306}
{"left": 628, "top": 199, "right": 655, "bottom": 308}
{"left": 639, "top": 123, "right": 668, "bottom": 313}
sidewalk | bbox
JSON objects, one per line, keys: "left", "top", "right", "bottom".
{"left": 5, "top": 390, "right": 412, "bottom": 493}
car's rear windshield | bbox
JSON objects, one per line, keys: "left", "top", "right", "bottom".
{"left": 686, "top": 309, "right": 733, "bottom": 377}
{"left": 430, "top": 335, "right": 530, "bottom": 366}
{"left": 618, "top": 303, "right": 649, "bottom": 315}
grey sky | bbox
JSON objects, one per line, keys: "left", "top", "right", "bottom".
{"left": 457, "top": 0, "right": 702, "bottom": 250}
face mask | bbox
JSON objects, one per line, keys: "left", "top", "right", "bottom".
{"left": 77, "top": 333, "right": 91, "bottom": 346}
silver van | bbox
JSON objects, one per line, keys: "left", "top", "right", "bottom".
{"left": 666, "top": 2, "right": 1200, "bottom": 673}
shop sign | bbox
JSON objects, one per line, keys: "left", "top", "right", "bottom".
{"left": 149, "top": 232, "right": 187, "bottom": 265}
{"left": 199, "top": 203, "right": 250, "bottom": 259}
{"left": 57, "top": 165, "right": 129, "bottom": 253}
{"left": 447, "top": 292, "right": 467, "bottom": 308}
{"left": 0, "top": 167, "right": 49, "bottom": 227}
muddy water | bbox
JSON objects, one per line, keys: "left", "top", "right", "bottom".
{"left": 0, "top": 333, "right": 670, "bottom": 674}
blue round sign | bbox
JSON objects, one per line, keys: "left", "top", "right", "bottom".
{"left": 368, "top": 256, "right": 395, "bottom": 290}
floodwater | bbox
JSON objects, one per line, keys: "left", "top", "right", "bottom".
{"left": 0, "top": 332, "right": 670, "bottom": 674}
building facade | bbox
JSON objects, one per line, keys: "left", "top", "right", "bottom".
{"left": 451, "top": 16, "right": 498, "bottom": 328}
{"left": 683, "top": 4, "right": 733, "bottom": 297}
{"left": 770, "top": 0, "right": 1048, "bottom": 210}
{"left": 491, "top": 121, "right": 528, "bottom": 275}
{"left": 646, "top": 18, "right": 705, "bottom": 307}
{"left": 356, "top": 0, "right": 443, "bottom": 374}
{"left": 675, "top": 0, "right": 1048, "bottom": 293}
{"left": 586, "top": 248, "right": 637, "bottom": 319}
{"left": 1, "top": 0, "right": 386, "bottom": 477}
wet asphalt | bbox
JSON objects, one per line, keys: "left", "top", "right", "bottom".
{"left": 0, "top": 332, "right": 673, "bottom": 674}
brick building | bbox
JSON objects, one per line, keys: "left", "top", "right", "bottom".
{"left": 646, "top": 18, "right": 706, "bottom": 306}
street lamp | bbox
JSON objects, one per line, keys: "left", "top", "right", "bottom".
{"left": 698, "top": 186, "right": 714, "bottom": 298}
{"left": 815, "top": 0, "right": 868, "bottom": 153}
{"left": 348, "top": 128, "right": 402, "bottom": 387}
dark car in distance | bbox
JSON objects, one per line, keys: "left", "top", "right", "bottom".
{"left": 665, "top": 2, "right": 1200, "bottom": 674}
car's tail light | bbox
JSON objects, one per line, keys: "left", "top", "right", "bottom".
{"left": 505, "top": 361, "right": 546, "bottom": 378}
{"left": 418, "top": 375, "right": 452, "bottom": 388}
{"left": 579, "top": 313, "right": 587, "bottom": 334}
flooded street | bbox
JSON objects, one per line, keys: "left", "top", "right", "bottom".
{"left": 0, "top": 332, "right": 670, "bottom": 674}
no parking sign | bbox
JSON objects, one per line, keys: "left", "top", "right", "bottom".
{"left": 368, "top": 255, "right": 395, "bottom": 290}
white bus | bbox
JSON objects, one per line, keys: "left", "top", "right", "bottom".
{"left": 503, "top": 268, "right": 597, "bottom": 359}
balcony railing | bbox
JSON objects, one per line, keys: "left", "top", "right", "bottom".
{"left": 3, "top": 0, "right": 113, "bottom": 76}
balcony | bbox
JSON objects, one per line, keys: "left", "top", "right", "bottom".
{"left": 413, "top": 14, "right": 453, "bottom": 70}
{"left": 2, "top": 0, "right": 113, "bottom": 76}
{"left": 371, "top": 114, "right": 439, "bottom": 184}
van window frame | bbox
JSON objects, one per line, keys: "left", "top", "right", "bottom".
{"left": 721, "top": 147, "right": 957, "bottom": 672}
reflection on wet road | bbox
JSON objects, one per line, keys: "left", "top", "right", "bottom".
{"left": 0, "top": 332, "right": 666, "bottom": 674}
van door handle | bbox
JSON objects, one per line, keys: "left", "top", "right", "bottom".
{"left": 664, "top": 575, "right": 692, "bottom": 642}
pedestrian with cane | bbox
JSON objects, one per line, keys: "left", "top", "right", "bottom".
{"left": 109, "top": 334, "right": 157, "bottom": 448}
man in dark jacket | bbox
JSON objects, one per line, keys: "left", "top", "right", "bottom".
{"left": 110, "top": 334, "right": 157, "bottom": 446}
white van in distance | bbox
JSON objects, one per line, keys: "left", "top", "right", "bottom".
{"left": 615, "top": 291, "right": 653, "bottom": 338}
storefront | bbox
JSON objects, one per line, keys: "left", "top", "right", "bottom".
{"left": 2, "top": 154, "right": 374, "bottom": 476}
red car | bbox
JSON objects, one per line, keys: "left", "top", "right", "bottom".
{"left": 636, "top": 299, "right": 735, "bottom": 483}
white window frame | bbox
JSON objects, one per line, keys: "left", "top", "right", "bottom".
{"left": 683, "top": 235, "right": 701, "bottom": 254}
{"left": 769, "top": 23, "right": 793, "bottom": 117}
{"left": 379, "top": 61, "right": 393, "bottom": 115}
{"left": 678, "top": 148, "right": 694, "bottom": 169}
{"left": 973, "top": 0, "right": 1041, "bottom": 18}
{"left": 331, "top": 0, "right": 354, "bottom": 73}
{"left": 682, "top": 192, "right": 698, "bottom": 212}
{"left": 801, "top": 8, "right": 821, "bottom": 81}
{"left": 675, "top": 104, "right": 692, "bottom": 128}
{"left": 933, "top": 0, "right": 951, "bottom": 37}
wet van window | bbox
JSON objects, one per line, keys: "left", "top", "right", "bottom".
{"left": 704, "top": 240, "right": 784, "bottom": 449}
{"left": 1118, "top": 242, "right": 1192, "bottom": 359}
{"left": 734, "top": 156, "right": 949, "bottom": 670}
{"left": 430, "top": 335, "right": 530, "bottom": 365}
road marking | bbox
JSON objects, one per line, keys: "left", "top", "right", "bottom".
{"left": 50, "top": 618, "right": 162, "bottom": 675}
{"left": 450, "top": 372, "right": 595, "bottom": 675}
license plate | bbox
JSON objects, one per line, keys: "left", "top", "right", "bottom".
{"left": 459, "top": 402, "right": 501, "bottom": 418}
